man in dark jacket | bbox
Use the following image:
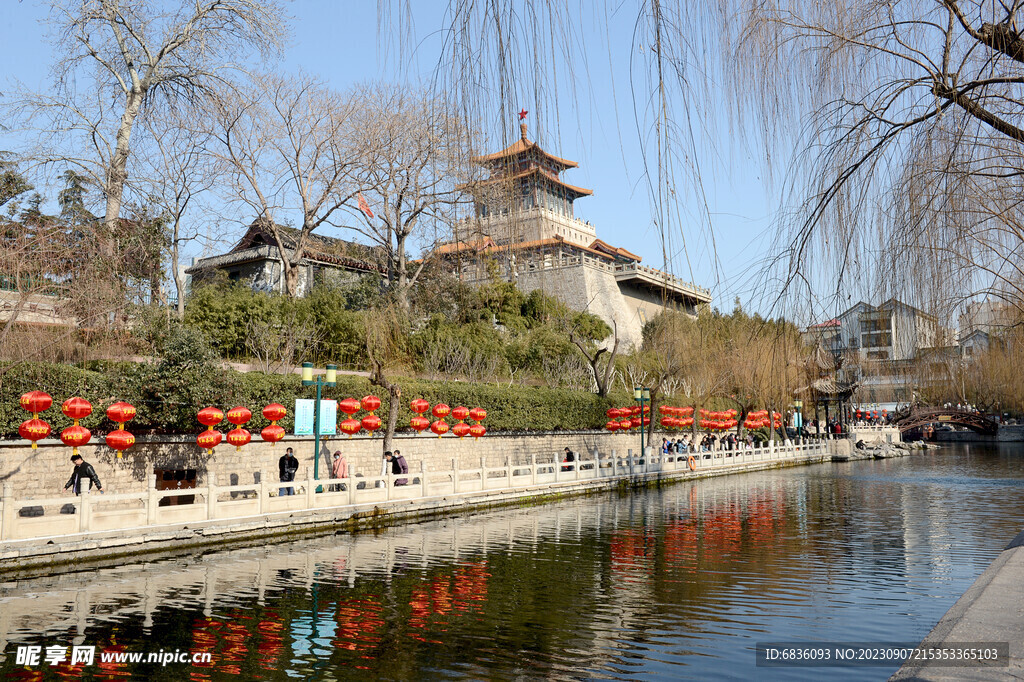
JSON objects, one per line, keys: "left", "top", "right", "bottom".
{"left": 279, "top": 447, "right": 299, "bottom": 496}
{"left": 63, "top": 455, "right": 103, "bottom": 495}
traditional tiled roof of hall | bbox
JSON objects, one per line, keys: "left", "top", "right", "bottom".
{"left": 473, "top": 123, "right": 580, "bottom": 170}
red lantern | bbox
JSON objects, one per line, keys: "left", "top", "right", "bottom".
{"left": 451, "top": 422, "right": 471, "bottom": 438}
{"left": 606, "top": 420, "right": 621, "bottom": 432}
{"left": 630, "top": 417, "right": 641, "bottom": 428}
{"left": 469, "top": 407, "right": 487, "bottom": 422}
{"left": 263, "top": 403, "right": 287, "bottom": 422}
{"left": 410, "top": 399, "right": 430, "bottom": 414}
{"left": 19, "top": 418, "right": 51, "bottom": 448}
{"left": 261, "top": 424, "right": 286, "bottom": 445}
{"left": 469, "top": 424, "right": 486, "bottom": 439}
{"left": 361, "top": 395, "right": 381, "bottom": 413}
{"left": 226, "top": 427, "right": 252, "bottom": 451}
{"left": 410, "top": 416, "right": 430, "bottom": 433}
{"left": 361, "top": 414, "right": 382, "bottom": 434}
{"left": 339, "top": 418, "right": 362, "bottom": 437}
{"left": 226, "top": 406, "right": 252, "bottom": 426}
{"left": 198, "top": 407, "right": 224, "bottom": 427}
{"left": 62, "top": 397, "right": 92, "bottom": 422}
{"left": 197, "top": 429, "right": 222, "bottom": 453}
{"left": 339, "top": 398, "right": 361, "bottom": 416}
{"left": 607, "top": 407, "right": 620, "bottom": 419}
{"left": 432, "top": 403, "right": 451, "bottom": 419}
{"left": 106, "top": 401, "right": 136, "bottom": 424}
{"left": 61, "top": 424, "right": 91, "bottom": 456}
{"left": 20, "top": 390, "right": 52, "bottom": 416}
{"left": 451, "top": 406, "right": 470, "bottom": 421}
{"left": 106, "top": 429, "right": 135, "bottom": 456}
{"left": 430, "top": 420, "right": 449, "bottom": 437}
{"left": 619, "top": 419, "right": 633, "bottom": 430}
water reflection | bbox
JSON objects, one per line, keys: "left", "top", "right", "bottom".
{"left": 1, "top": 443, "right": 1022, "bottom": 680}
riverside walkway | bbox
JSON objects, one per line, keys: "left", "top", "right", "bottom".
{"left": 892, "top": 528, "right": 1024, "bottom": 680}
{"left": 0, "top": 441, "right": 829, "bottom": 574}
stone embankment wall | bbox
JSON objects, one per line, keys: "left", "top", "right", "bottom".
{"left": 0, "top": 430, "right": 655, "bottom": 500}
{"left": 933, "top": 424, "right": 1024, "bottom": 443}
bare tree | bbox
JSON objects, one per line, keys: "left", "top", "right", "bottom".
{"left": 211, "top": 74, "right": 361, "bottom": 297}
{"left": 245, "top": 313, "right": 321, "bottom": 375}
{"left": 7, "top": 0, "right": 287, "bottom": 252}
{"left": 136, "top": 111, "right": 219, "bottom": 317}
{"left": 347, "top": 85, "right": 472, "bottom": 311}
{"left": 570, "top": 321, "right": 619, "bottom": 397}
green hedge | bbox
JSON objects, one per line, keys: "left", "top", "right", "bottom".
{"left": 0, "top": 362, "right": 632, "bottom": 437}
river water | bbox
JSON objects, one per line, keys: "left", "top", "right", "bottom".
{"left": 1, "top": 443, "right": 1022, "bottom": 680}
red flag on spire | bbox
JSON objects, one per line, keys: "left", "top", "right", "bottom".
{"left": 358, "top": 193, "right": 374, "bottom": 219}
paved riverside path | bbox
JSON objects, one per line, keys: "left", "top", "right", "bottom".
{"left": 0, "top": 443, "right": 832, "bottom": 575}
{"left": 891, "top": 530, "right": 1024, "bottom": 681}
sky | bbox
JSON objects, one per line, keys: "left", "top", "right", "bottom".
{"left": 0, "top": 1, "right": 784, "bottom": 318}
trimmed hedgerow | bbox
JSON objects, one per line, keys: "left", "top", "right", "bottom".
{"left": 0, "top": 361, "right": 632, "bottom": 437}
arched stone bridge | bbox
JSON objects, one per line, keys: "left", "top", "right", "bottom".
{"left": 893, "top": 406, "right": 999, "bottom": 435}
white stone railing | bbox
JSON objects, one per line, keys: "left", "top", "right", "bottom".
{"left": 0, "top": 441, "right": 825, "bottom": 543}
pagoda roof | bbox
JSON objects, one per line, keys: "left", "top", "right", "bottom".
{"left": 473, "top": 123, "right": 579, "bottom": 170}
{"left": 464, "top": 166, "right": 593, "bottom": 198}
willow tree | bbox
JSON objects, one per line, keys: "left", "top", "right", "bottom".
{"left": 382, "top": 1, "right": 1024, "bottom": 318}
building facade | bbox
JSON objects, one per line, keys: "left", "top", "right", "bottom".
{"left": 186, "top": 221, "right": 384, "bottom": 297}
{"left": 437, "top": 121, "right": 711, "bottom": 349}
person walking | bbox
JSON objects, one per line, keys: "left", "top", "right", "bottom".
{"left": 279, "top": 447, "right": 299, "bottom": 496}
{"left": 63, "top": 454, "right": 103, "bottom": 495}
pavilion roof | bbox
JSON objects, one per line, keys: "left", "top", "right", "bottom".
{"left": 473, "top": 123, "right": 579, "bottom": 169}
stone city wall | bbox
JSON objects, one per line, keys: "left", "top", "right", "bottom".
{"left": 0, "top": 430, "right": 658, "bottom": 501}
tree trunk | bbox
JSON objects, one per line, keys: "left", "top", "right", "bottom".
{"left": 104, "top": 90, "right": 143, "bottom": 253}
{"left": 371, "top": 361, "right": 401, "bottom": 455}
{"left": 283, "top": 260, "right": 300, "bottom": 298}
{"left": 395, "top": 230, "right": 410, "bottom": 312}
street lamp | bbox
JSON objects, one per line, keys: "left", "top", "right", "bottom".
{"left": 634, "top": 386, "right": 650, "bottom": 459}
{"left": 301, "top": 362, "right": 337, "bottom": 492}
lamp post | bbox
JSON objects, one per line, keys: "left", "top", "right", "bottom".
{"left": 634, "top": 386, "right": 650, "bottom": 459}
{"left": 301, "top": 362, "right": 337, "bottom": 493}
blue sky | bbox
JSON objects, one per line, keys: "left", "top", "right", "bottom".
{"left": 0, "top": 0, "right": 782, "bottom": 316}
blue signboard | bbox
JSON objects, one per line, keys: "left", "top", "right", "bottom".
{"left": 294, "top": 399, "right": 337, "bottom": 435}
